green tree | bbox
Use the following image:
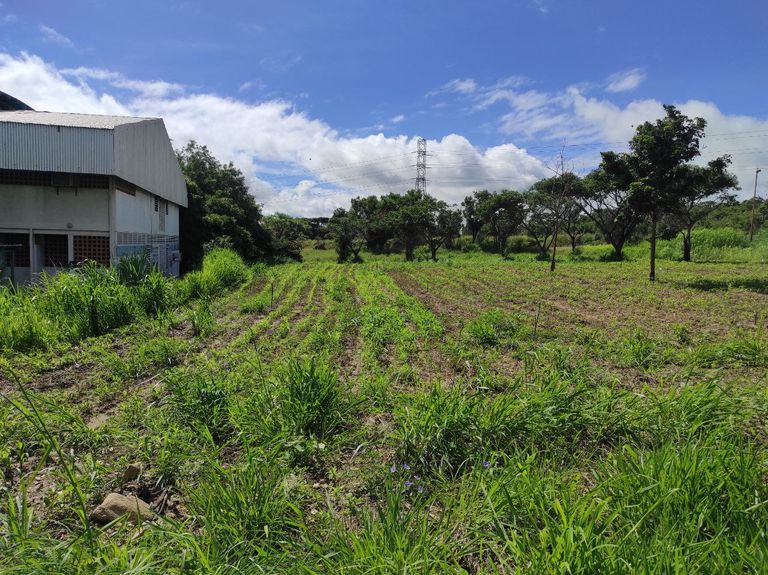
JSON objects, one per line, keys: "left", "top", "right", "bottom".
{"left": 701, "top": 197, "right": 768, "bottom": 233}
{"left": 521, "top": 190, "right": 557, "bottom": 258}
{"left": 177, "top": 141, "right": 269, "bottom": 269}
{"left": 477, "top": 190, "right": 525, "bottom": 257}
{"left": 461, "top": 192, "right": 485, "bottom": 243}
{"left": 350, "top": 195, "right": 392, "bottom": 253}
{"left": 621, "top": 105, "right": 707, "bottom": 280}
{"left": 423, "top": 200, "right": 462, "bottom": 261}
{"left": 669, "top": 156, "right": 739, "bottom": 261}
{"left": 380, "top": 190, "right": 430, "bottom": 261}
{"left": 528, "top": 172, "right": 584, "bottom": 269}
{"left": 328, "top": 208, "right": 366, "bottom": 263}
{"left": 262, "top": 213, "right": 308, "bottom": 261}
{"left": 578, "top": 165, "right": 641, "bottom": 261}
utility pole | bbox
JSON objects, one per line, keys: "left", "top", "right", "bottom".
{"left": 750, "top": 168, "right": 761, "bottom": 242}
{"left": 415, "top": 137, "right": 427, "bottom": 194}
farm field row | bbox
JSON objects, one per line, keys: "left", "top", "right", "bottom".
{"left": 1, "top": 255, "right": 767, "bottom": 573}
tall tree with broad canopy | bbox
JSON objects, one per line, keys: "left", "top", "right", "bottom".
{"left": 379, "top": 190, "right": 430, "bottom": 261}
{"left": 461, "top": 192, "right": 487, "bottom": 243}
{"left": 578, "top": 162, "right": 641, "bottom": 261}
{"left": 521, "top": 190, "right": 557, "bottom": 258}
{"left": 350, "top": 195, "right": 391, "bottom": 253}
{"left": 528, "top": 172, "right": 584, "bottom": 270}
{"left": 423, "top": 200, "right": 462, "bottom": 261}
{"left": 262, "top": 213, "right": 308, "bottom": 261}
{"left": 620, "top": 105, "right": 707, "bottom": 281}
{"left": 477, "top": 190, "right": 525, "bottom": 257}
{"left": 669, "top": 157, "right": 739, "bottom": 261}
{"left": 328, "top": 207, "right": 367, "bottom": 263}
{"left": 177, "top": 141, "right": 270, "bottom": 270}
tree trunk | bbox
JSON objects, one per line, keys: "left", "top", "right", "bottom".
{"left": 570, "top": 234, "right": 577, "bottom": 253}
{"left": 549, "top": 232, "right": 558, "bottom": 272}
{"left": 611, "top": 240, "right": 625, "bottom": 261}
{"left": 405, "top": 242, "right": 414, "bottom": 261}
{"left": 682, "top": 227, "right": 692, "bottom": 262}
{"left": 550, "top": 221, "right": 560, "bottom": 272}
{"left": 430, "top": 244, "right": 438, "bottom": 261}
{"left": 649, "top": 213, "right": 657, "bottom": 281}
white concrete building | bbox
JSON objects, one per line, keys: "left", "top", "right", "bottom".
{"left": 0, "top": 111, "right": 187, "bottom": 282}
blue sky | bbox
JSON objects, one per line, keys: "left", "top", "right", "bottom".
{"left": 1, "top": 0, "right": 767, "bottom": 215}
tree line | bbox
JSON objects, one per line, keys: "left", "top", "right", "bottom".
{"left": 177, "top": 106, "right": 755, "bottom": 280}
{"left": 328, "top": 105, "right": 743, "bottom": 281}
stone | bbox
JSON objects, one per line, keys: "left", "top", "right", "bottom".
{"left": 90, "top": 492, "right": 154, "bottom": 525}
{"left": 121, "top": 463, "right": 141, "bottom": 484}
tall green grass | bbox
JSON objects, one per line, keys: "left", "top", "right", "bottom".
{"left": 0, "top": 249, "right": 250, "bottom": 353}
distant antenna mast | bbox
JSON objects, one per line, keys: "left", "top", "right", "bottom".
{"left": 415, "top": 137, "right": 427, "bottom": 194}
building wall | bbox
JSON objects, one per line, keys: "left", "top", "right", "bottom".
{"left": 0, "top": 123, "right": 113, "bottom": 174}
{"left": 0, "top": 181, "right": 182, "bottom": 281}
{"left": 114, "top": 121, "right": 188, "bottom": 207}
{"left": 114, "top": 186, "right": 181, "bottom": 276}
{"left": 0, "top": 183, "right": 110, "bottom": 282}
{"left": 0, "top": 183, "right": 109, "bottom": 231}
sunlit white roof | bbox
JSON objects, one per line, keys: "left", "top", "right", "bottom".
{"left": 0, "top": 110, "right": 152, "bottom": 129}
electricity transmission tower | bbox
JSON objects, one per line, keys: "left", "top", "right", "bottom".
{"left": 415, "top": 137, "right": 427, "bottom": 193}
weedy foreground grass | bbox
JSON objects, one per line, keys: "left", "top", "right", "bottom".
{"left": 0, "top": 252, "right": 767, "bottom": 574}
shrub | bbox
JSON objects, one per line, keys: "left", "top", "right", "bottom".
{"left": 115, "top": 253, "right": 153, "bottom": 286}
{"left": 693, "top": 227, "right": 749, "bottom": 249}
{"left": 505, "top": 235, "right": 536, "bottom": 253}
{"left": 38, "top": 264, "right": 138, "bottom": 341}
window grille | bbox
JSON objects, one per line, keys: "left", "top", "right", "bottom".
{"left": 0, "top": 170, "right": 108, "bottom": 189}
{"left": 39, "top": 234, "right": 68, "bottom": 267}
{"left": 0, "top": 233, "right": 30, "bottom": 267}
{"left": 73, "top": 235, "right": 110, "bottom": 265}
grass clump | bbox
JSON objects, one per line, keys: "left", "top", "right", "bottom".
{"left": 465, "top": 309, "right": 526, "bottom": 348}
{"left": 181, "top": 248, "right": 249, "bottom": 299}
{"left": 230, "top": 358, "right": 355, "bottom": 464}
{"left": 185, "top": 449, "right": 301, "bottom": 566}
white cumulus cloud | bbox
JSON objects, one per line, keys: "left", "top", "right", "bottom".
{"left": 0, "top": 52, "right": 549, "bottom": 216}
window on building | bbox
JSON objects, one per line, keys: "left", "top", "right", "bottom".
{"left": 73, "top": 235, "right": 110, "bottom": 266}
{"left": 154, "top": 196, "right": 159, "bottom": 212}
{"left": 38, "top": 234, "right": 68, "bottom": 267}
{"left": 0, "top": 233, "right": 30, "bottom": 267}
{"left": 165, "top": 200, "right": 169, "bottom": 215}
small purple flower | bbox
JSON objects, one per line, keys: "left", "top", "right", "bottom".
{"left": 413, "top": 474, "right": 421, "bottom": 481}
{"left": 404, "top": 480, "right": 413, "bottom": 489}
{"left": 402, "top": 464, "right": 410, "bottom": 471}
{"left": 482, "top": 461, "right": 491, "bottom": 469}
{"left": 417, "top": 485, "right": 424, "bottom": 494}
{"left": 390, "top": 464, "right": 397, "bottom": 474}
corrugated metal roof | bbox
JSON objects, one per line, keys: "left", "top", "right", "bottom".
{"left": 0, "top": 110, "right": 151, "bottom": 129}
{"left": 0, "top": 112, "right": 187, "bottom": 207}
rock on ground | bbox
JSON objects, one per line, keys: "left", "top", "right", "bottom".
{"left": 90, "top": 492, "right": 154, "bottom": 524}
